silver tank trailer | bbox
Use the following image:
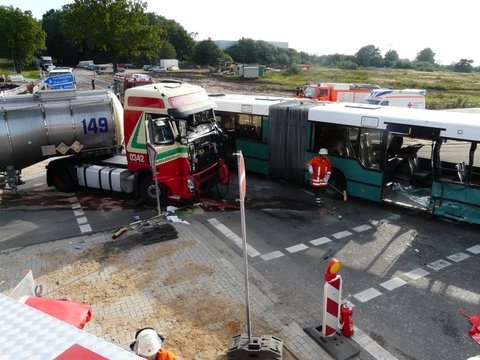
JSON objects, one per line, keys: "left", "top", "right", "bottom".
{"left": 0, "top": 89, "right": 124, "bottom": 172}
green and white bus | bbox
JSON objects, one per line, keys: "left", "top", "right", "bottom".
{"left": 212, "top": 93, "right": 480, "bottom": 225}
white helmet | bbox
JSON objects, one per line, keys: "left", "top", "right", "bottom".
{"left": 132, "top": 328, "right": 162, "bottom": 357}
{"left": 319, "top": 148, "right": 328, "bottom": 155}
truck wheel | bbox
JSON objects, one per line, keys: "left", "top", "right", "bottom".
{"left": 139, "top": 176, "right": 167, "bottom": 207}
{"left": 326, "top": 170, "right": 347, "bottom": 200}
{"left": 49, "top": 166, "right": 74, "bottom": 193}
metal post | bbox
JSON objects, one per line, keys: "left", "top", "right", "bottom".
{"left": 236, "top": 151, "right": 252, "bottom": 342}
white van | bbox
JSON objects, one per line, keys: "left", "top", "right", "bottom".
{"left": 362, "top": 89, "right": 426, "bottom": 109}
{"left": 96, "top": 64, "right": 114, "bottom": 75}
{"left": 77, "top": 60, "right": 94, "bottom": 69}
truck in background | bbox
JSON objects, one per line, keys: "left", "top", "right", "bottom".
{"left": 160, "top": 59, "right": 179, "bottom": 70}
{"left": 362, "top": 88, "right": 426, "bottom": 109}
{"left": 111, "top": 73, "right": 155, "bottom": 104}
{"left": 296, "top": 82, "right": 379, "bottom": 103}
{"left": 39, "top": 56, "right": 53, "bottom": 71}
{"left": 0, "top": 82, "right": 230, "bottom": 206}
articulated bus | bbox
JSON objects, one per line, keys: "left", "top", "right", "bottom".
{"left": 211, "top": 93, "right": 480, "bottom": 225}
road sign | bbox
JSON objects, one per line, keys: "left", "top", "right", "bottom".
{"left": 44, "top": 73, "right": 74, "bottom": 85}
{"left": 50, "top": 83, "right": 75, "bottom": 90}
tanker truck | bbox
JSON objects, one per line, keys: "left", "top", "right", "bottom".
{"left": 0, "top": 81, "right": 230, "bottom": 205}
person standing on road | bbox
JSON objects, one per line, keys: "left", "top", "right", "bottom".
{"left": 130, "top": 328, "right": 177, "bottom": 360}
{"left": 307, "top": 148, "right": 332, "bottom": 207}
{"left": 91, "top": 78, "right": 95, "bottom": 90}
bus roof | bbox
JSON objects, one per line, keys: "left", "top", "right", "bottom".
{"left": 210, "top": 93, "right": 298, "bottom": 116}
{"left": 308, "top": 102, "right": 480, "bottom": 141}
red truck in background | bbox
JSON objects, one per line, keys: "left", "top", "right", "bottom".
{"left": 296, "top": 82, "right": 379, "bottom": 103}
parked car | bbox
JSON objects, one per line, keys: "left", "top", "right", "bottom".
{"left": 151, "top": 66, "right": 167, "bottom": 72}
{"left": 143, "top": 64, "right": 154, "bottom": 71}
{"left": 167, "top": 66, "right": 179, "bottom": 71}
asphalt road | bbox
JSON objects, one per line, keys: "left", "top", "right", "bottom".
{"left": 2, "top": 167, "right": 479, "bottom": 360}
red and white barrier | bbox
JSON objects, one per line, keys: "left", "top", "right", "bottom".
{"left": 322, "top": 258, "right": 342, "bottom": 337}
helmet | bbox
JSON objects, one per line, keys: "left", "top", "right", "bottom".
{"left": 132, "top": 328, "right": 162, "bottom": 357}
{"left": 319, "top": 148, "right": 328, "bottom": 155}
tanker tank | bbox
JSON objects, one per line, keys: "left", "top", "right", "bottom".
{"left": 0, "top": 89, "right": 124, "bottom": 173}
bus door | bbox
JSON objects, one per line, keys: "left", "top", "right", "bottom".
{"left": 430, "top": 140, "right": 480, "bottom": 223}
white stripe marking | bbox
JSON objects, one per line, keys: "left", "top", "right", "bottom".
{"left": 286, "top": 244, "right": 308, "bottom": 253}
{"left": 353, "top": 224, "right": 372, "bottom": 232}
{"left": 380, "top": 277, "right": 407, "bottom": 291}
{"left": 310, "top": 237, "right": 332, "bottom": 246}
{"left": 447, "top": 252, "right": 470, "bottom": 262}
{"left": 353, "top": 326, "right": 400, "bottom": 360}
{"left": 79, "top": 224, "right": 92, "bottom": 233}
{"left": 73, "top": 209, "right": 85, "bottom": 217}
{"left": 261, "top": 251, "right": 284, "bottom": 261}
{"left": 76, "top": 216, "right": 88, "bottom": 225}
{"left": 427, "top": 259, "right": 451, "bottom": 271}
{"left": 207, "top": 218, "right": 261, "bottom": 257}
{"left": 71, "top": 203, "right": 82, "bottom": 210}
{"left": 332, "top": 230, "right": 352, "bottom": 239}
{"left": 466, "top": 245, "right": 480, "bottom": 254}
{"left": 354, "top": 288, "right": 382, "bottom": 303}
{"left": 404, "top": 268, "right": 430, "bottom": 280}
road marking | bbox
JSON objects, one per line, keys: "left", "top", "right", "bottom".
{"left": 261, "top": 251, "right": 284, "bottom": 261}
{"left": 286, "top": 244, "right": 308, "bottom": 253}
{"left": 310, "top": 237, "right": 332, "bottom": 246}
{"left": 404, "top": 268, "right": 430, "bottom": 280}
{"left": 332, "top": 230, "right": 352, "bottom": 239}
{"left": 427, "top": 259, "right": 451, "bottom": 271}
{"left": 467, "top": 245, "right": 480, "bottom": 254}
{"left": 354, "top": 288, "right": 382, "bottom": 303}
{"left": 380, "top": 277, "right": 407, "bottom": 291}
{"left": 69, "top": 196, "right": 92, "bottom": 234}
{"left": 353, "top": 224, "right": 372, "bottom": 232}
{"left": 207, "top": 218, "right": 261, "bottom": 257}
{"left": 447, "top": 252, "right": 470, "bottom": 262}
{"left": 353, "top": 326, "right": 400, "bottom": 360}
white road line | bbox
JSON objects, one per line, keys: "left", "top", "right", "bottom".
{"left": 404, "top": 268, "right": 430, "bottom": 280}
{"left": 354, "top": 288, "right": 382, "bottom": 303}
{"left": 353, "top": 224, "right": 372, "bottom": 232}
{"left": 332, "top": 230, "right": 352, "bottom": 239}
{"left": 380, "top": 277, "right": 407, "bottom": 291}
{"left": 207, "top": 218, "right": 261, "bottom": 257}
{"left": 467, "top": 244, "right": 480, "bottom": 254}
{"left": 447, "top": 252, "right": 470, "bottom": 262}
{"left": 426, "top": 259, "right": 451, "bottom": 271}
{"left": 285, "top": 244, "right": 308, "bottom": 254}
{"left": 261, "top": 251, "right": 284, "bottom": 261}
{"left": 310, "top": 237, "right": 332, "bottom": 246}
{"left": 353, "top": 326, "right": 400, "bottom": 360}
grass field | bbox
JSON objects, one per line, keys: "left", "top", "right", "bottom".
{"left": 2, "top": 57, "right": 480, "bottom": 109}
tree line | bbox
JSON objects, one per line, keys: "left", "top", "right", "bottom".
{"left": 0, "top": 1, "right": 477, "bottom": 74}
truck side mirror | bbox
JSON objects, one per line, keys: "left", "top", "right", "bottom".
{"left": 178, "top": 120, "right": 187, "bottom": 144}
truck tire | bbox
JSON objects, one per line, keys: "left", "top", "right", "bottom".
{"left": 49, "top": 165, "right": 75, "bottom": 193}
{"left": 139, "top": 176, "right": 167, "bottom": 207}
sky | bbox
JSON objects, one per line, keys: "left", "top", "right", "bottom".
{"left": 1, "top": 0, "right": 479, "bottom": 66}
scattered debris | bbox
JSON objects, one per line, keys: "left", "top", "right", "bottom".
{"left": 460, "top": 308, "right": 480, "bottom": 344}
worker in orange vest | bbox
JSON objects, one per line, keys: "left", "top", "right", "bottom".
{"left": 307, "top": 148, "right": 332, "bottom": 207}
{"left": 130, "top": 328, "right": 177, "bottom": 360}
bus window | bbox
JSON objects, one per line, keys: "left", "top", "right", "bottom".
{"left": 237, "top": 114, "right": 262, "bottom": 141}
{"left": 438, "top": 139, "right": 471, "bottom": 182}
{"left": 359, "top": 129, "right": 382, "bottom": 169}
{"left": 310, "top": 123, "right": 359, "bottom": 158}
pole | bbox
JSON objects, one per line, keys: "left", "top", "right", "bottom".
{"left": 236, "top": 151, "right": 252, "bottom": 342}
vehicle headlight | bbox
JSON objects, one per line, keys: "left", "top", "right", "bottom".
{"left": 187, "top": 177, "right": 196, "bottom": 192}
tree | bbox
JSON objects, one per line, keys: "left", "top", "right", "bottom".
{"left": 148, "top": 14, "right": 195, "bottom": 62}
{"left": 42, "top": 9, "right": 78, "bottom": 66}
{"left": 0, "top": 6, "right": 46, "bottom": 72}
{"left": 355, "top": 45, "right": 383, "bottom": 67}
{"left": 62, "top": 0, "right": 162, "bottom": 71}
{"left": 416, "top": 48, "right": 436, "bottom": 64}
{"left": 193, "top": 39, "right": 224, "bottom": 66}
{"left": 384, "top": 50, "right": 399, "bottom": 68}
{"left": 453, "top": 59, "right": 473, "bottom": 73}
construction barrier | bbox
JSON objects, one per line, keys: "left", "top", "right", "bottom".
{"left": 322, "top": 258, "right": 342, "bottom": 337}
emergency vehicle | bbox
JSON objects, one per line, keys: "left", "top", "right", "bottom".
{"left": 362, "top": 88, "right": 426, "bottom": 109}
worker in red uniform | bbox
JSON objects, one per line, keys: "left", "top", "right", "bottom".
{"left": 307, "top": 148, "right": 332, "bottom": 207}
{"left": 130, "top": 328, "right": 177, "bottom": 360}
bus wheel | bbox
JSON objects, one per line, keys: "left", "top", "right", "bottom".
{"left": 49, "top": 166, "right": 74, "bottom": 193}
{"left": 327, "top": 171, "right": 346, "bottom": 200}
{"left": 139, "top": 176, "right": 167, "bottom": 207}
